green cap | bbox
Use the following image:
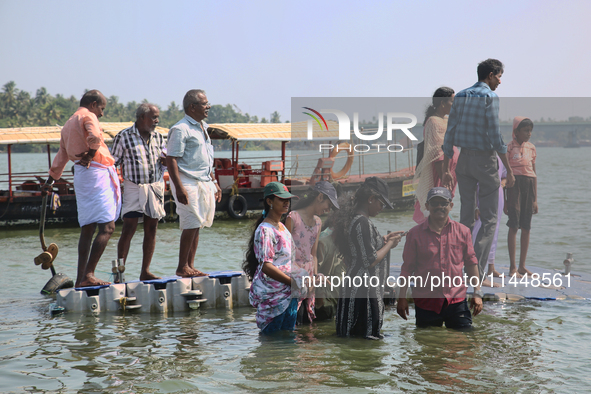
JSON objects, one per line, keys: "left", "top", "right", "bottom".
{"left": 263, "top": 182, "right": 297, "bottom": 199}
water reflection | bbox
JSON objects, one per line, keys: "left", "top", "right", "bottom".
{"left": 392, "top": 303, "right": 552, "bottom": 392}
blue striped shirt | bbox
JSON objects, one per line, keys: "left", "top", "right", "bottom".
{"left": 442, "top": 82, "right": 507, "bottom": 158}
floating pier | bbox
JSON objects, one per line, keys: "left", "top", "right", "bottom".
{"left": 54, "top": 255, "right": 589, "bottom": 314}
{"left": 55, "top": 271, "right": 251, "bottom": 314}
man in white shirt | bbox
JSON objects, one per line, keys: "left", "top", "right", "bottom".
{"left": 166, "top": 90, "right": 222, "bottom": 277}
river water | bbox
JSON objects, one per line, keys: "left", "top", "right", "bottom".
{"left": 0, "top": 148, "right": 590, "bottom": 393}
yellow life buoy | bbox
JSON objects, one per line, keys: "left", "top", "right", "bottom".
{"left": 329, "top": 143, "right": 354, "bottom": 179}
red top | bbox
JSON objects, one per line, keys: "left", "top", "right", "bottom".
{"left": 401, "top": 218, "right": 478, "bottom": 313}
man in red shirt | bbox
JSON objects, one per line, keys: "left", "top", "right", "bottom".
{"left": 397, "top": 187, "right": 483, "bottom": 329}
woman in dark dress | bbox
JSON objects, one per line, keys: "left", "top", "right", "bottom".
{"left": 333, "top": 177, "right": 404, "bottom": 339}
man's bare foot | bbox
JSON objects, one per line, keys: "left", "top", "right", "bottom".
{"left": 193, "top": 270, "right": 208, "bottom": 277}
{"left": 518, "top": 267, "right": 534, "bottom": 276}
{"left": 140, "top": 271, "right": 162, "bottom": 281}
{"left": 487, "top": 269, "right": 503, "bottom": 277}
{"left": 481, "top": 279, "right": 501, "bottom": 288}
{"left": 77, "top": 276, "right": 111, "bottom": 288}
{"left": 508, "top": 269, "right": 523, "bottom": 278}
{"left": 176, "top": 267, "right": 209, "bottom": 278}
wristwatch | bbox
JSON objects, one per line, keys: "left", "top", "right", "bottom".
{"left": 473, "top": 289, "right": 484, "bottom": 298}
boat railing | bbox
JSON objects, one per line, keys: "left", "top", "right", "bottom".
{"left": 287, "top": 143, "right": 416, "bottom": 180}
{"left": 0, "top": 171, "right": 75, "bottom": 200}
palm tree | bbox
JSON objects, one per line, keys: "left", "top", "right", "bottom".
{"left": 35, "top": 87, "right": 50, "bottom": 107}
{"left": 270, "top": 111, "right": 281, "bottom": 123}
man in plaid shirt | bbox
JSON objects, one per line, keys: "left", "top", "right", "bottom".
{"left": 442, "top": 59, "right": 515, "bottom": 282}
{"left": 111, "top": 103, "right": 166, "bottom": 281}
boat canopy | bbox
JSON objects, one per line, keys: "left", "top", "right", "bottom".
{"left": 0, "top": 123, "right": 169, "bottom": 145}
{"left": 207, "top": 120, "right": 340, "bottom": 141}
{"left": 0, "top": 120, "right": 341, "bottom": 145}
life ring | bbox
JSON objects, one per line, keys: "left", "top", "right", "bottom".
{"left": 329, "top": 142, "right": 354, "bottom": 179}
{"left": 228, "top": 194, "right": 248, "bottom": 219}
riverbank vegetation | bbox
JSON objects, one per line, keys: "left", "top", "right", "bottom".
{"left": 0, "top": 81, "right": 286, "bottom": 152}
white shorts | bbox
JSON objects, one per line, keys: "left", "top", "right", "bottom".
{"left": 170, "top": 173, "right": 216, "bottom": 230}
{"left": 121, "top": 179, "right": 166, "bottom": 220}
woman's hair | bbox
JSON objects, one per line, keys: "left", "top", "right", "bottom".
{"left": 423, "top": 87, "right": 455, "bottom": 124}
{"left": 292, "top": 189, "right": 323, "bottom": 210}
{"left": 329, "top": 185, "right": 380, "bottom": 262}
{"left": 243, "top": 198, "right": 271, "bottom": 280}
{"left": 516, "top": 118, "right": 534, "bottom": 131}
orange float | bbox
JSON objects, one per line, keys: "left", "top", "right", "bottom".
{"left": 329, "top": 143, "right": 354, "bottom": 179}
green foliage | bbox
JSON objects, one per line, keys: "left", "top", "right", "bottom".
{"left": 0, "top": 81, "right": 285, "bottom": 151}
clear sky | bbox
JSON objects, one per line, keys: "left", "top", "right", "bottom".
{"left": 1, "top": 0, "right": 590, "bottom": 122}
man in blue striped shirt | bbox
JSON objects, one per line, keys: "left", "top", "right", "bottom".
{"left": 442, "top": 59, "right": 515, "bottom": 281}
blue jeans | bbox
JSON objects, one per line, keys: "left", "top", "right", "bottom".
{"left": 262, "top": 298, "right": 298, "bottom": 334}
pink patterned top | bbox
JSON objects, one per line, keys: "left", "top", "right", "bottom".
{"left": 249, "top": 222, "right": 294, "bottom": 330}
{"left": 288, "top": 210, "right": 321, "bottom": 321}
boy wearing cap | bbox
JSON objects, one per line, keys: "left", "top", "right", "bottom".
{"left": 397, "top": 187, "right": 483, "bottom": 329}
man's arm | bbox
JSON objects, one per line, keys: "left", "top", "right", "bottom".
{"left": 465, "top": 263, "right": 483, "bottom": 316}
{"left": 442, "top": 155, "right": 454, "bottom": 190}
{"left": 397, "top": 233, "right": 416, "bottom": 320}
{"left": 213, "top": 177, "right": 222, "bottom": 202}
{"left": 166, "top": 156, "right": 188, "bottom": 205}
{"left": 497, "top": 152, "right": 515, "bottom": 189}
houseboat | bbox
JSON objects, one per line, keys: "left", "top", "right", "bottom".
{"left": 0, "top": 121, "right": 416, "bottom": 224}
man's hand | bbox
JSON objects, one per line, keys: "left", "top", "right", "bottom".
{"left": 505, "top": 172, "right": 515, "bottom": 189}
{"left": 214, "top": 182, "right": 222, "bottom": 203}
{"left": 175, "top": 185, "right": 189, "bottom": 205}
{"left": 159, "top": 153, "right": 167, "bottom": 166}
{"left": 41, "top": 177, "right": 54, "bottom": 197}
{"left": 397, "top": 297, "right": 409, "bottom": 320}
{"left": 470, "top": 295, "right": 483, "bottom": 316}
{"left": 442, "top": 171, "right": 454, "bottom": 190}
{"left": 533, "top": 201, "right": 538, "bottom": 214}
{"left": 75, "top": 149, "right": 96, "bottom": 168}
{"left": 474, "top": 208, "right": 480, "bottom": 221}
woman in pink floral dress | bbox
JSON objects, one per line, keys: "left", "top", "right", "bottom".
{"left": 243, "top": 182, "right": 304, "bottom": 334}
{"left": 285, "top": 181, "right": 339, "bottom": 324}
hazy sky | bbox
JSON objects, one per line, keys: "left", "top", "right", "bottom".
{"left": 1, "top": 0, "right": 590, "bottom": 122}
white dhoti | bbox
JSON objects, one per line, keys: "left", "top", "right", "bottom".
{"left": 170, "top": 173, "right": 216, "bottom": 230}
{"left": 74, "top": 162, "right": 121, "bottom": 227}
{"left": 121, "top": 179, "right": 166, "bottom": 220}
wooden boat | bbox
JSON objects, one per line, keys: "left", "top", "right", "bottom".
{"left": 0, "top": 121, "right": 416, "bottom": 224}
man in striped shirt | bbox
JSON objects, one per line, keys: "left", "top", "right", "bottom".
{"left": 111, "top": 103, "right": 166, "bottom": 281}
{"left": 442, "top": 59, "right": 515, "bottom": 282}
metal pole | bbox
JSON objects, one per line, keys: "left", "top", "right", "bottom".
{"left": 281, "top": 141, "right": 286, "bottom": 182}
{"left": 7, "top": 144, "right": 12, "bottom": 199}
{"left": 394, "top": 134, "right": 398, "bottom": 172}
{"left": 46, "top": 144, "right": 52, "bottom": 169}
{"left": 388, "top": 149, "right": 391, "bottom": 174}
{"left": 235, "top": 141, "right": 240, "bottom": 180}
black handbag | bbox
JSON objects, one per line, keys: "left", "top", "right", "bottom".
{"left": 416, "top": 141, "right": 424, "bottom": 167}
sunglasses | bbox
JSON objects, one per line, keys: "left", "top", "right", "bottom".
{"left": 428, "top": 200, "right": 450, "bottom": 208}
